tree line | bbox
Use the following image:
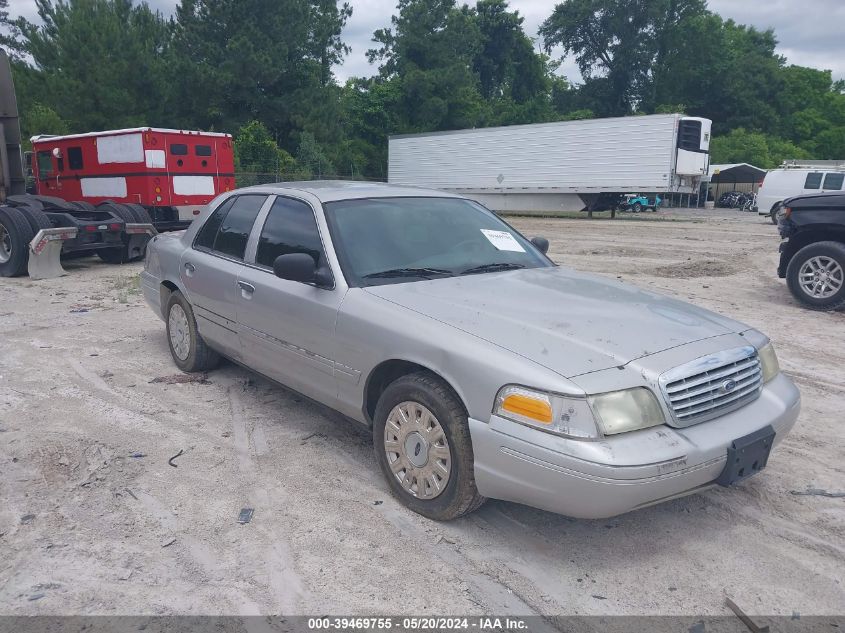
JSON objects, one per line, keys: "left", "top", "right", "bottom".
{"left": 2, "top": 0, "right": 844, "bottom": 179}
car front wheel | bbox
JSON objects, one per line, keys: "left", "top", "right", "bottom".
{"left": 165, "top": 290, "right": 221, "bottom": 371}
{"left": 786, "top": 241, "right": 845, "bottom": 311}
{"left": 373, "top": 372, "right": 485, "bottom": 520}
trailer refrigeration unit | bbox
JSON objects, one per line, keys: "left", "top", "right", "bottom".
{"left": 0, "top": 49, "right": 234, "bottom": 280}
{"left": 388, "top": 113, "right": 712, "bottom": 213}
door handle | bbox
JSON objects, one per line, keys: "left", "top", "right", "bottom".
{"left": 238, "top": 281, "right": 255, "bottom": 299}
{"left": 184, "top": 261, "right": 196, "bottom": 275}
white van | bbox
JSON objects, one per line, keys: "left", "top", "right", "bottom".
{"left": 758, "top": 161, "right": 845, "bottom": 220}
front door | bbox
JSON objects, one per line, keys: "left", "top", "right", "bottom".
{"left": 236, "top": 195, "right": 344, "bottom": 406}
{"left": 180, "top": 193, "right": 269, "bottom": 361}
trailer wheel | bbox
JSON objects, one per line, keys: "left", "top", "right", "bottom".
{"left": 69, "top": 201, "right": 96, "bottom": 213}
{"left": 96, "top": 202, "right": 135, "bottom": 264}
{"left": 99, "top": 202, "right": 135, "bottom": 224}
{"left": 125, "top": 203, "right": 153, "bottom": 224}
{"left": 17, "top": 204, "right": 53, "bottom": 234}
{"left": 0, "top": 206, "right": 36, "bottom": 277}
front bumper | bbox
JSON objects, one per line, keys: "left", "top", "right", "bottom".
{"left": 469, "top": 373, "right": 800, "bottom": 519}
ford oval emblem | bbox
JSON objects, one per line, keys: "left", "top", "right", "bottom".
{"left": 721, "top": 379, "right": 737, "bottom": 394}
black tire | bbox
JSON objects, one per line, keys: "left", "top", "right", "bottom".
{"left": 70, "top": 201, "right": 96, "bottom": 213}
{"left": 125, "top": 203, "right": 153, "bottom": 225}
{"left": 17, "top": 204, "right": 53, "bottom": 234}
{"left": 786, "top": 241, "right": 845, "bottom": 311}
{"left": 97, "top": 248, "right": 130, "bottom": 264}
{"left": 373, "top": 372, "right": 485, "bottom": 521}
{"left": 164, "top": 290, "right": 221, "bottom": 372}
{"left": 99, "top": 202, "right": 135, "bottom": 224}
{"left": 96, "top": 202, "right": 134, "bottom": 264}
{"left": 0, "top": 206, "right": 36, "bottom": 277}
{"left": 633, "top": 203, "right": 642, "bottom": 213}
{"left": 770, "top": 203, "right": 781, "bottom": 225}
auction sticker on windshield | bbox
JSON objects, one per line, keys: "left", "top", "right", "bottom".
{"left": 480, "top": 229, "right": 525, "bottom": 252}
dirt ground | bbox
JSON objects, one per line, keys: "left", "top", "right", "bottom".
{"left": 1, "top": 207, "right": 843, "bottom": 618}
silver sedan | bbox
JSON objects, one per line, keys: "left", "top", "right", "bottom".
{"left": 141, "top": 182, "right": 800, "bottom": 520}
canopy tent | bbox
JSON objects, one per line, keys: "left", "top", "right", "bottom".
{"left": 707, "top": 163, "right": 767, "bottom": 184}
{"left": 705, "top": 163, "right": 767, "bottom": 202}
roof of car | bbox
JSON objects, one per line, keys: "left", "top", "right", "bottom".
{"left": 785, "top": 190, "right": 845, "bottom": 206}
{"left": 241, "top": 180, "right": 463, "bottom": 203}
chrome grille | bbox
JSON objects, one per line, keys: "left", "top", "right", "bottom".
{"left": 659, "top": 346, "right": 763, "bottom": 427}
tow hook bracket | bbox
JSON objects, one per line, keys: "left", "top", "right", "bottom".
{"left": 28, "top": 227, "right": 78, "bottom": 280}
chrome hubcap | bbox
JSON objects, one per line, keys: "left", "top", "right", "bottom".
{"left": 0, "top": 223, "right": 11, "bottom": 264}
{"left": 168, "top": 304, "right": 191, "bottom": 361}
{"left": 799, "top": 256, "right": 843, "bottom": 299}
{"left": 384, "top": 401, "right": 451, "bottom": 500}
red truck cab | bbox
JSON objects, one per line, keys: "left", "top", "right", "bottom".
{"left": 31, "top": 127, "right": 234, "bottom": 229}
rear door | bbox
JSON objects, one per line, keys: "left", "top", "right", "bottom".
{"left": 180, "top": 194, "right": 269, "bottom": 360}
{"left": 236, "top": 195, "right": 344, "bottom": 406}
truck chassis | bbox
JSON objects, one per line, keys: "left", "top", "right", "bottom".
{"left": 0, "top": 194, "right": 156, "bottom": 279}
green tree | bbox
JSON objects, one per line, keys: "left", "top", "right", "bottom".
{"left": 368, "top": 0, "right": 486, "bottom": 132}
{"left": 20, "top": 103, "right": 69, "bottom": 149}
{"left": 710, "top": 128, "right": 809, "bottom": 169}
{"left": 339, "top": 76, "right": 404, "bottom": 179}
{"left": 16, "top": 0, "right": 173, "bottom": 131}
{"left": 539, "top": 0, "right": 707, "bottom": 116}
{"left": 0, "top": 0, "right": 23, "bottom": 57}
{"left": 296, "top": 131, "right": 335, "bottom": 177}
{"left": 234, "top": 120, "right": 296, "bottom": 177}
{"left": 647, "top": 17, "right": 785, "bottom": 134}
{"left": 171, "top": 0, "right": 352, "bottom": 145}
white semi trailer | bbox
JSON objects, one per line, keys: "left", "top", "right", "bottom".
{"left": 388, "top": 113, "right": 712, "bottom": 213}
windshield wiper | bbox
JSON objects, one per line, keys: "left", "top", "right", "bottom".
{"left": 362, "top": 267, "right": 455, "bottom": 280}
{"left": 460, "top": 262, "right": 525, "bottom": 276}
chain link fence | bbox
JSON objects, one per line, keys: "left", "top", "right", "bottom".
{"left": 234, "top": 172, "right": 385, "bottom": 188}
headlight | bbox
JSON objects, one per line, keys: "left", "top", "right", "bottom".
{"left": 758, "top": 342, "right": 780, "bottom": 383}
{"left": 588, "top": 387, "right": 665, "bottom": 435}
{"left": 494, "top": 385, "right": 598, "bottom": 439}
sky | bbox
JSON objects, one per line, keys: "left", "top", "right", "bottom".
{"left": 9, "top": 0, "right": 845, "bottom": 83}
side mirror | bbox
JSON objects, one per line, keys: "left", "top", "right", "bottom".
{"left": 273, "top": 253, "right": 332, "bottom": 288}
{"left": 531, "top": 236, "right": 549, "bottom": 254}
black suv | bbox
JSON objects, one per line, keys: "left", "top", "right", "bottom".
{"left": 778, "top": 192, "right": 845, "bottom": 310}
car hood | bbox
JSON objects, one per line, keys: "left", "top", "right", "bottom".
{"left": 364, "top": 267, "right": 747, "bottom": 378}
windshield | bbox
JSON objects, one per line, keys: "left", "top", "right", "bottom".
{"left": 323, "top": 196, "right": 552, "bottom": 287}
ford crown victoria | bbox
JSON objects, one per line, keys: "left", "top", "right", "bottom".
{"left": 141, "top": 182, "right": 801, "bottom": 520}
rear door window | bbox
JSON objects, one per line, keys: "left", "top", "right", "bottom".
{"left": 194, "top": 197, "right": 236, "bottom": 251}
{"left": 804, "top": 173, "right": 823, "bottom": 189}
{"left": 193, "top": 195, "right": 266, "bottom": 260}
{"left": 195, "top": 145, "right": 213, "bottom": 157}
{"left": 822, "top": 173, "right": 844, "bottom": 190}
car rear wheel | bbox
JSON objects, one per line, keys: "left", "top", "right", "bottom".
{"left": 770, "top": 203, "right": 781, "bottom": 225}
{"left": 786, "top": 241, "right": 845, "bottom": 311}
{"left": 165, "top": 290, "right": 221, "bottom": 372}
{"left": 633, "top": 203, "right": 642, "bottom": 213}
{"left": 373, "top": 372, "right": 485, "bottom": 520}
